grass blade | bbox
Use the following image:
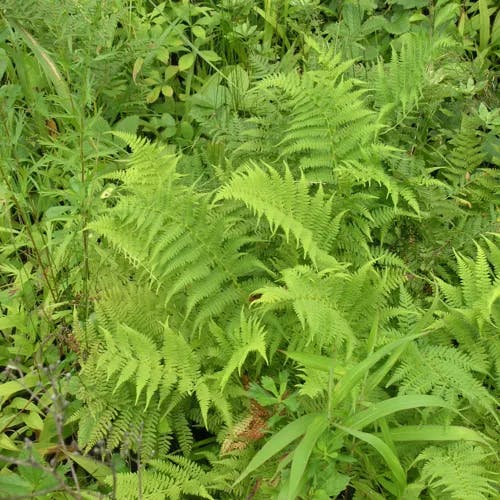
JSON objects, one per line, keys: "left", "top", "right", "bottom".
{"left": 345, "top": 395, "right": 453, "bottom": 430}
{"left": 284, "top": 351, "right": 346, "bottom": 377}
{"left": 7, "top": 19, "right": 72, "bottom": 110}
{"left": 233, "top": 414, "right": 318, "bottom": 486}
{"left": 335, "top": 424, "right": 406, "bottom": 494}
{"left": 380, "top": 425, "right": 491, "bottom": 445}
{"left": 288, "top": 415, "right": 328, "bottom": 499}
{"left": 479, "top": 0, "right": 491, "bottom": 52}
{"left": 331, "top": 332, "right": 425, "bottom": 408}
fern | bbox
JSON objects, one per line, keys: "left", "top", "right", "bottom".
{"left": 216, "top": 162, "right": 344, "bottom": 268}
{"left": 436, "top": 240, "right": 500, "bottom": 389}
{"left": 89, "top": 133, "right": 269, "bottom": 330}
{"left": 96, "top": 324, "right": 163, "bottom": 406}
{"left": 375, "top": 32, "right": 435, "bottom": 118}
{"left": 388, "top": 343, "right": 495, "bottom": 414}
{"left": 219, "top": 310, "right": 268, "bottom": 390}
{"left": 415, "top": 442, "right": 498, "bottom": 500}
{"left": 438, "top": 113, "right": 499, "bottom": 208}
{"left": 390, "top": 241, "right": 500, "bottom": 426}
{"left": 107, "top": 455, "right": 220, "bottom": 499}
{"left": 72, "top": 295, "right": 232, "bottom": 459}
{"left": 210, "top": 50, "right": 378, "bottom": 183}
{"left": 273, "top": 77, "right": 374, "bottom": 168}
{"left": 253, "top": 263, "right": 394, "bottom": 355}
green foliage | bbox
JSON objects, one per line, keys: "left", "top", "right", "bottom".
{"left": 217, "top": 162, "right": 344, "bottom": 266}
{"left": 0, "top": 0, "right": 498, "bottom": 498}
{"left": 416, "top": 442, "right": 498, "bottom": 500}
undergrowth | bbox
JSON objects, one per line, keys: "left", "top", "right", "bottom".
{"left": 0, "top": 0, "right": 498, "bottom": 499}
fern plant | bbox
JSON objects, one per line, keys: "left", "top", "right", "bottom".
{"left": 387, "top": 239, "right": 499, "bottom": 450}
{"left": 88, "top": 133, "right": 269, "bottom": 329}
{"left": 220, "top": 48, "right": 379, "bottom": 183}
{"left": 72, "top": 115, "right": 498, "bottom": 498}
{"left": 414, "top": 442, "right": 498, "bottom": 500}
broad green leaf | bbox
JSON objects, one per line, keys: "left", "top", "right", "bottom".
{"left": 63, "top": 451, "right": 112, "bottom": 484}
{"left": 234, "top": 414, "right": 318, "bottom": 486}
{"left": 288, "top": 415, "right": 329, "bottom": 499}
{"left": 199, "top": 50, "right": 221, "bottom": 62}
{"left": 180, "top": 121, "right": 194, "bottom": 140}
{"left": 192, "top": 26, "right": 206, "bottom": 39}
{"left": 0, "top": 474, "right": 32, "bottom": 496}
{"left": 335, "top": 424, "right": 406, "bottom": 493}
{"left": 284, "top": 351, "right": 346, "bottom": 377}
{"left": 381, "top": 425, "right": 491, "bottom": 445}
{"left": 178, "top": 52, "right": 196, "bottom": 71}
{"left": 22, "top": 412, "right": 44, "bottom": 431}
{"left": 146, "top": 85, "right": 161, "bottom": 103}
{"left": 345, "top": 395, "right": 453, "bottom": 430}
{"left": 164, "top": 65, "right": 178, "bottom": 80}
{"left": 162, "top": 85, "right": 173, "bottom": 97}
{"left": 9, "top": 397, "right": 42, "bottom": 413}
{"left": 0, "top": 372, "right": 39, "bottom": 403}
{"left": 0, "top": 433, "right": 18, "bottom": 451}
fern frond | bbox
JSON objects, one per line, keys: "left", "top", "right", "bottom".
{"left": 434, "top": 241, "right": 500, "bottom": 392}
{"left": 219, "top": 310, "right": 268, "bottom": 390}
{"left": 96, "top": 324, "right": 162, "bottom": 407}
{"left": 171, "top": 411, "right": 194, "bottom": 457}
{"left": 259, "top": 66, "right": 378, "bottom": 179}
{"left": 108, "top": 454, "right": 218, "bottom": 500}
{"left": 216, "top": 162, "right": 343, "bottom": 268}
{"left": 375, "top": 32, "right": 433, "bottom": 117}
{"left": 389, "top": 344, "right": 496, "bottom": 415}
{"left": 255, "top": 266, "right": 357, "bottom": 354}
{"left": 416, "top": 443, "right": 498, "bottom": 500}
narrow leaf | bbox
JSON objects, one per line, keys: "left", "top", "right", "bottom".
{"left": 345, "top": 395, "right": 453, "bottom": 430}
{"left": 10, "top": 20, "right": 71, "bottom": 109}
{"left": 63, "top": 451, "right": 112, "bottom": 484}
{"left": 284, "top": 351, "right": 346, "bottom": 377}
{"left": 331, "top": 332, "right": 425, "bottom": 408}
{"left": 288, "top": 415, "right": 328, "bottom": 498}
{"left": 381, "top": 425, "right": 491, "bottom": 445}
{"left": 479, "top": 0, "right": 491, "bottom": 51}
{"left": 133, "top": 57, "right": 144, "bottom": 82}
{"left": 335, "top": 424, "right": 406, "bottom": 493}
{"left": 234, "top": 414, "right": 318, "bottom": 486}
